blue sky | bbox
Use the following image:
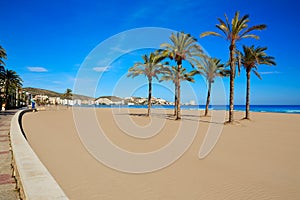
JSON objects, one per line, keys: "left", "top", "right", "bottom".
{"left": 1, "top": 0, "right": 300, "bottom": 105}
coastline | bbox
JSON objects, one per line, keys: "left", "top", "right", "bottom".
{"left": 22, "top": 108, "right": 300, "bottom": 199}
{"left": 38, "top": 104, "right": 300, "bottom": 114}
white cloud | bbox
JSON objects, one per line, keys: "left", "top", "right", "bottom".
{"left": 110, "top": 46, "right": 131, "bottom": 54}
{"left": 93, "top": 66, "right": 110, "bottom": 72}
{"left": 27, "top": 66, "right": 48, "bottom": 72}
{"left": 97, "top": 58, "right": 112, "bottom": 66}
{"left": 260, "top": 71, "right": 281, "bottom": 75}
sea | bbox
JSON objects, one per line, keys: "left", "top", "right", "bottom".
{"left": 88, "top": 104, "right": 300, "bottom": 114}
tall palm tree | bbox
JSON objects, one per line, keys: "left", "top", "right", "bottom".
{"left": 161, "top": 32, "right": 202, "bottom": 120}
{"left": 191, "top": 56, "right": 229, "bottom": 116}
{"left": 64, "top": 88, "right": 73, "bottom": 99}
{"left": 2, "top": 69, "right": 23, "bottom": 108}
{"left": 0, "top": 66, "right": 5, "bottom": 106}
{"left": 160, "top": 66, "right": 195, "bottom": 116}
{"left": 201, "top": 11, "right": 266, "bottom": 122}
{"left": 128, "top": 50, "right": 167, "bottom": 116}
{"left": 237, "top": 45, "right": 276, "bottom": 119}
{"left": 0, "top": 45, "right": 7, "bottom": 105}
{"left": 63, "top": 88, "right": 73, "bottom": 108}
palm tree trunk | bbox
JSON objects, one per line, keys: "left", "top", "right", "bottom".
{"left": 5, "top": 83, "right": 9, "bottom": 108}
{"left": 205, "top": 81, "right": 212, "bottom": 116}
{"left": 245, "top": 69, "right": 251, "bottom": 119}
{"left": 15, "top": 88, "right": 18, "bottom": 107}
{"left": 174, "top": 81, "right": 178, "bottom": 116}
{"left": 228, "top": 43, "right": 235, "bottom": 122}
{"left": 147, "top": 78, "right": 152, "bottom": 116}
{"left": 176, "top": 62, "right": 182, "bottom": 120}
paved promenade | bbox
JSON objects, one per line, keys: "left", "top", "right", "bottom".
{"left": 0, "top": 110, "right": 19, "bottom": 200}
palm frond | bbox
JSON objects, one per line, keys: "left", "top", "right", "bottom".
{"left": 253, "top": 70, "right": 262, "bottom": 80}
{"left": 200, "top": 31, "right": 223, "bottom": 38}
{"left": 217, "top": 17, "right": 230, "bottom": 34}
{"left": 240, "top": 24, "right": 267, "bottom": 37}
{"left": 241, "top": 34, "right": 259, "bottom": 39}
{"left": 189, "top": 69, "right": 201, "bottom": 76}
{"left": 258, "top": 55, "right": 276, "bottom": 66}
{"left": 160, "top": 42, "right": 173, "bottom": 50}
{"left": 224, "top": 13, "right": 231, "bottom": 33}
{"left": 128, "top": 50, "right": 169, "bottom": 81}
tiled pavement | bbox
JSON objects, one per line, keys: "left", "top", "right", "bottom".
{"left": 0, "top": 110, "right": 19, "bottom": 200}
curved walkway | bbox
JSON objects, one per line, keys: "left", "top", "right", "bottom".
{"left": 0, "top": 110, "right": 19, "bottom": 200}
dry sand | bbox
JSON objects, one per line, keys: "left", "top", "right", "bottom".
{"left": 22, "top": 107, "right": 300, "bottom": 200}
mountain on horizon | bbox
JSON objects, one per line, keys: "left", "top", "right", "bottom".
{"left": 23, "top": 87, "right": 94, "bottom": 101}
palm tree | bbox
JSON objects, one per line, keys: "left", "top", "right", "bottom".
{"left": 63, "top": 88, "right": 73, "bottom": 108}
{"left": 0, "top": 45, "right": 7, "bottom": 106}
{"left": 237, "top": 45, "right": 276, "bottom": 119}
{"left": 191, "top": 56, "right": 229, "bottom": 116}
{"left": 0, "top": 66, "right": 5, "bottom": 107}
{"left": 160, "top": 66, "right": 195, "bottom": 116}
{"left": 128, "top": 50, "right": 167, "bottom": 116}
{"left": 200, "top": 11, "right": 266, "bottom": 122}
{"left": 2, "top": 69, "right": 23, "bottom": 108}
{"left": 161, "top": 32, "right": 202, "bottom": 120}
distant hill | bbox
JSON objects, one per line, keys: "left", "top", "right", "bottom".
{"left": 23, "top": 87, "right": 61, "bottom": 97}
{"left": 96, "top": 96, "right": 123, "bottom": 102}
{"left": 23, "top": 87, "right": 94, "bottom": 101}
{"left": 95, "top": 95, "right": 172, "bottom": 105}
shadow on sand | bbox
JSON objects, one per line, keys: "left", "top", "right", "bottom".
{"left": 114, "top": 111, "right": 225, "bottom": 125}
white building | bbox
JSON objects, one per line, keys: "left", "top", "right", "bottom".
{"left": 190, "top": 100, "right": 196, "bottom": 105}
{"left": 74, "top": 99, "right": 81, "bottom": 105}
{"left": 96, "top": 98, "right": 113, "bottom": 105}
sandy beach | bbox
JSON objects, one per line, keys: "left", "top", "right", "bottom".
{"left": 22, "top": 108, "right": 300, "bottom": 200}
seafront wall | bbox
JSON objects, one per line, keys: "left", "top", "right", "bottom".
{"left": 10, "top": 110, "right": 68, "bottom": 200}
